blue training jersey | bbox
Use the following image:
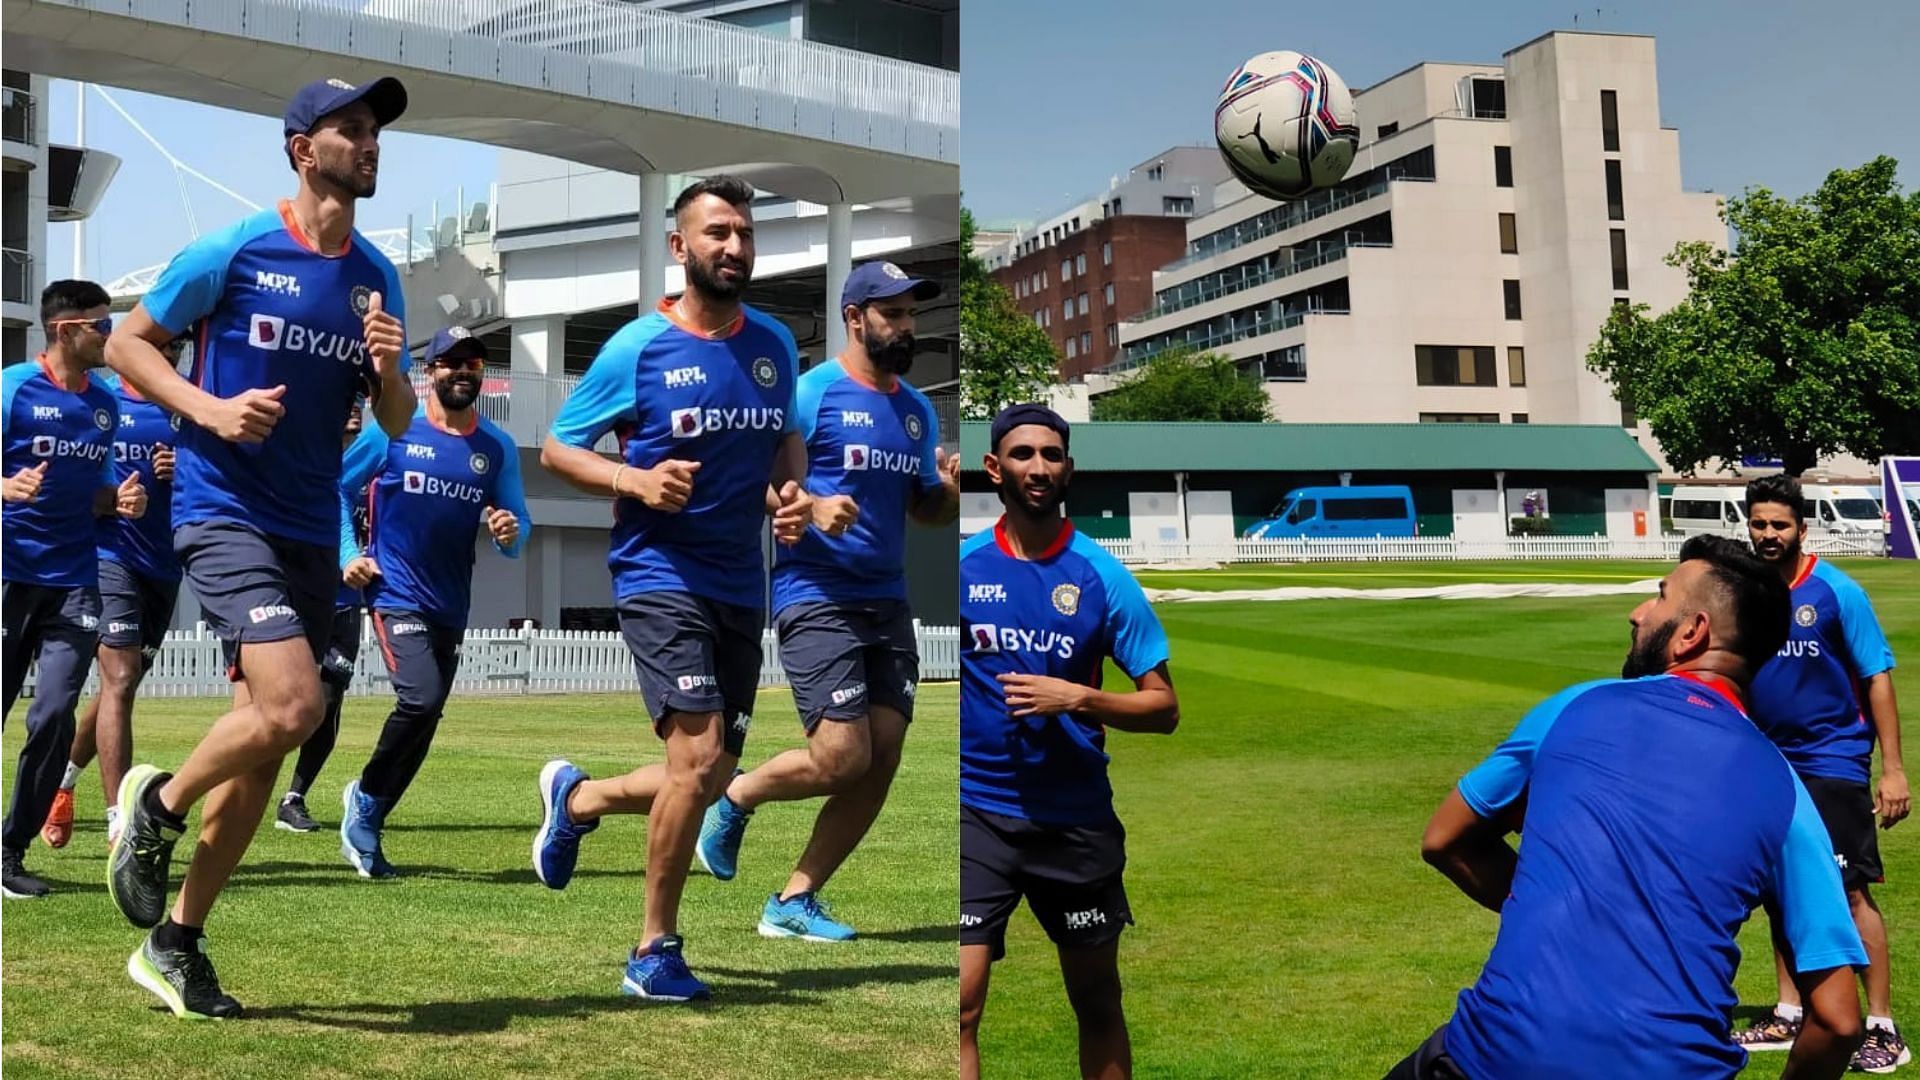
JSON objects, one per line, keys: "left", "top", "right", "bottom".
{"left": 549, "top": 298, "right": 798, "bottom": 610}
{"left": 959, "top": 519, "right": 1171, "bottom": 826}
{"left": 142, "top": 200, "right": 409, "bottom": 547}
{"left": 772, "top": 359, "right": 944, "bottom": 611}
{"left": 2, "top": 358, "right": 117, "bottom": 589}
{"left": 95, "top": 372, "right": 182, "bottom": 582}
{"left": 1446, "top": 675, "right": 1866, "bottom": 1080}
{"left": 1748, "top": 556, "right": 1897, "bottom": 784}
{"left": 339, "top": 406, "right": 528, "bottom": 629}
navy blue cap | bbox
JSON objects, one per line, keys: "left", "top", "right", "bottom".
{"left": 283, "top": 76, "right": 408, "bottom": 139}
{"left": 425, "top": 326, "right": 488, "bottom": 363}
{"left": 841, "top": 260, "right": 941, "bottom": 309}
{"left": 990, "top": 403, "right": 1070, "bottom": 453}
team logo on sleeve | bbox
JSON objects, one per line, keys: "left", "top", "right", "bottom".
{"left": 751, "top": 357, "right": 779, "bottom": 388}
{"left": 904, "top": 413, "right": 924, "bottom": 441}
{"left": 470, "top": 452, "right": 490, "bottom": 475}
{"left": 94, "top": 408, "right": 113, "bottom": 431}
{"left": 1795, "top": 604, "right": 1819, "bottom": 628}
{"left": 844, "top": 445, "right": 869, "bottom": 470}
{"left": 350, "top": 285, "right": 373, "bottom": 316}
{"left": 1051, "top": 584, "right": 1081, "bottom": 616}
{"left": 670, "top": 407, "right": 703, "bottom": 438}
{"left": 969, "top": 623, "right": 1000, "bottom": 653}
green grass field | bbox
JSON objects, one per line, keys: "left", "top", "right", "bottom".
{"left": 981, "top": 559, "right": 1920, "bottom": 1078}
{"left": 2, "top": 687, "right": 957, "bottom": 1079}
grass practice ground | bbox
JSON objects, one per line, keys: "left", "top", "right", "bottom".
{"left": 979, "top": 559, "right": 1920, "bottom": 1078}
{"left": 2, "top": 687, "right": 958, "bottom": 1079}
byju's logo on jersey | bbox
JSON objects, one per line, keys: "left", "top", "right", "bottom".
{"left": 841, "top": 410, "right": 875, "bottom": 428}
{"left": 843, "top": 444, "right": 919, "bottom": 475}
{"left": 255, "top": 271, "right": 301, "bottom": 297}
{"left": 968, "top": 583, "right": 1007, "bottom": 603}
{"left": 968, "top": 623, "right": 1000, "bottom": 653}
{"left": 249, "top": 314, "right": 369, "bottom": 365}
{"left": 664, "top": 365, "right": 708, "bottom": 389}
{"left": 904, "top": 412, "right": 924, "bottom": 441}
{"left": 1795, "top": 604, "right": 1819, "bottom": 628}
{"left": 845, "top": 445, "right": 869, "bottom": 470}
{"left": 404, "top": 470, "right": 427, "bottom": 493}
{"left": 751, "top": 357, "right": 780, "bottom": 388}
{"left": 971, "top": 625, "right": 1078, "bottom": 660}
{"left": 403, "top": 470, "right": 486, "bottom": 504}
{"left": 830, "top": 683, "right": 867, "bottom": 707}
{"left": 671, "top": 408, "right": 703, "bottom": 438}
{"left": 249, "top": 314, "right": 285, "bottom": 349}
{"left": 30, "top": 434, "right": 110, "bottom": 462}
{"left": 670, "top": 407, "right": 786, "bottom": 438}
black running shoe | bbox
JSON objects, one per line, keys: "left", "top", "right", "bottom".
{"left": 275, "top": 793, "right": 320, "bottom": 833}
{"left": 109, "top": 765, "right": 184, "bottom": 929}
{"left": 127, "top": 930, "right": 243, "bottom": 1020}
{"left": 2, "top": 848, "right": 50, "bottom": 899}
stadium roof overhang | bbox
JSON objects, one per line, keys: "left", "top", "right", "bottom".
{"left": 958, "top": 422, "right": 1660, "bottom": 475}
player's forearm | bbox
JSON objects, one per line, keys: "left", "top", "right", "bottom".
{"left": 105, "top": 333, "right": 222, "bottom": 428}
{"left": 1077, "top": 686, "right": 1179, "bottom": 734}
{"left": 1868, "top": 674, "right": 1904, "bottom": 775}
{"left": 540, "top": 437, "right": 623, "bottom": 498}
{"left": 910, "top": 484, "right": 960, "bottom": 526}
{"left": 92, "top": 486, "right": 117, "bottom": 517}
{"left": 770, "top": 432, "right": 806, "bottom": 490}
{"left": 1783, "top": 966, "right": 1865, "bottom": 1079}
{"left": 371, "top": 370, "right": 415, "bottom": 437}
{"left": 1424, "top": 836, "right": 1517, "bottom": 913}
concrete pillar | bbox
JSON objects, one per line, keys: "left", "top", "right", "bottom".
{"left": 509, "top": 315, "right": 566, "bottom": 446}
{"left": 824, "top": 201, "right": 853, "bottom": 361}
{"left": 539, "top": 530, "right": 563, "bottom": 629}
{"left": 639, "top": 171, "right": 669, "bottom": 309}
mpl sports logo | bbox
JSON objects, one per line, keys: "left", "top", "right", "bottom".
{"left": 402, "top": 470, "right": 487, "bottom": 504}
{"left": 664, "top": 365, "right": 708, "bottom": 389}
{"left": 31, "top": 405, "right": 62, "bottom": 421}
{"left": 249, "top": 314, "right": 369, "bottom": 365}
{"left": 30, "top": 434, "right": 111, "bottom": 463}
{"left": 406, "top": 443, "right": 437, "bottom": 460}
{"left": 842, "top": 444, "right": 920, "bottom": 475}
{"left": 968, "top": 583, "right": 1007, "bottom": 603}
{"left": 841, "top": 410, "right": 875, "bottom": 428}
{"left": 255, "top": 271, "right": 301, "bottom": 297}
{"left": 669, "top": 407, "right": 787, "bottom": 439}
{"left": 1062, "top": 908, "right": 1108, "bottom": 931}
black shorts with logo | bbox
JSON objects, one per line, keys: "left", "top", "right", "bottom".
{"left": 1801, "top": 772, "right": 1884, "bottom": 890}
{"left": 96, "top": 557, "right": 180, "bottom": 660}
{"left": 320, "top": 605, "right": 363, "bottom": 691}
{"left": 616, "top": 590, "right": 762, "bottom": 758}
{"left": 176, "top": 518, "right": 335, "bottom": 680}
{"left": 776, "top": 599, "right": 919, "bottom": 731}
{"left": 960, "top": 803, "right": 1131, "bottom": 961}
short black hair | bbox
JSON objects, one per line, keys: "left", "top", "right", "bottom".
{"left": 1745, "top": 473, "right": 1805, "bottom": 524}
{"left": 673, "top": 175, "right": 755, "bottom": 222}
{"left": 1678, "top": 534, "right": 1790, "bottom": 673}
{"left": 41, "top": 279, "right": 111, "bottom": 327}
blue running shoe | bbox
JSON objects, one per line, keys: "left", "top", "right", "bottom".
{"left": 533, "top": 759, "right": 598, "bottom": 889}
{"left": 695, "top": 792, "right": 751, "bottom": 881}
{"left": 621, "top": 935, "right": 711, "bottom": 1001}
{"left": 758, "top": 891, "right": 857, "bottom": 942}
{"left": 339, "top": 780, "right": 396, "bottom": 879}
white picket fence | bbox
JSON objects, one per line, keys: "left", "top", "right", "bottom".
{"left": 23, "top": 623, "right": 961, "bottom": 700}
{"left": 1090, "top": 532, "right": 1889, "bottom": 566}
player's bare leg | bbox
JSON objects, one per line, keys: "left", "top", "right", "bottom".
{"left": 961, "top": 943, "right": 993, "bottom": 1080}
{"left": 643, "top": 710, "right": 733, "bottom": 945}
{"left": 781, "top": 707, "right": 907, "bottom": 897}
{"left": 1059, "top": 939, "right": 1130, "bottom": 1080}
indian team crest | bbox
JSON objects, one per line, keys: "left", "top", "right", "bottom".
{"left": 470, "top": 452, "right": 490, "bottom": 475}
{"left": 751, "top": 357, "right": 779, "bottom": 388}
{"left": 169, "top": 413, "right": 183, "bottom": 432}
{"left": 1795, "top": 603, "right": 1819, "bottom": 628}
{"left": 1051, "top": 583, "right": 1081, "bottom": 616}
{"left": 349, "top": 285, "right": 374, "bottom": 316}
{"left": 93, "top": 408, "right": 113, "bottom": 431}
{"left": 880, "top": 262, "right": 908, "bottom": 280}
{"left": 904, "top": 412, "right": 924, "bottom": 441}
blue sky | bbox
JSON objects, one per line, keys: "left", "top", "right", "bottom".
{"left": 45, "top": 84, "right": 498, "bottom": 286}
{"left": 962, "top": 0, "right": 1920, "bottom": 227}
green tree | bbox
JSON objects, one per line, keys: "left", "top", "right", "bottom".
{"left": 1587, "top": 156, "right": 1920, "bottom": 475}
{"left": 959, "top": 207, "right": 1059, "bottom": 419}
{"left": 1090, "top": 347, "right": 1273, "bottom": 422}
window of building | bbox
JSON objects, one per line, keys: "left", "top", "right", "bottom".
{"left": 1503, "top": 280, "right": 1523, "bottom": 320}
{"left": 1063, "top": 299, "right": 1073, "bottom": 321}
{"left": 1071, "top": 217, "right": 1081, "bottom": 231}
{"left": 1420, "top": 412, "right": 1501, "bottom": 423}
{"left": 1262, "top": 344, "right": 1306, "bottom": 381}
{"left": 1081, "top": 331, "right": 1091, "bottom": 353}
{"left": 1147, "top": 164, "right": 1164, "bottom": 181}
{"left": 1469, "top": 77, "right": 1507, "bottom": 119}
{"left": 1376, "top": 121, "right": 1399, "bottom": 139}
{"left": 1499, "top": 212, "right": 1518, "bottom": 254}
{"left": 1614, "top": 297, "right": 1632, "bottom": 312}
{"left": 1078, "top": 292, "right": 1089, "bottom": 316}
{"left": 1620, "top": 398, "right": 1637, "bottom": 427}
{"left": 1104, "top": 283, "right": 1115, "bottom": 306}
{"left": 1075, "top": 253, "right": 1086, "bottom": 275}
{"left": 1415, "top": 345, "right": 1498, "bottom": 387}
{"left": 1494, "top": 145, "right": 1514, "bottom": 187}
{"left": 1601, "top": 89, "right": 1620, "bottom": 152}
{"left": 1512, "top": 413, "right": 1530, "bottom": 424}
{"left": 1111, "top": 197, "right": 1122, "bottom": 216}
{"left": 1033, "top": 311, "right": 1043, "bottom": 328}
{"left": 1040, "top": 269, "right": 1048, "bottom": 288}
{"left": 1066, "top": 337, "right": 1077, "bottom": 360}
{"left": 1102, "top": 241, "right": 1112, "bottom": 265}
{"left": 1507, "top": 346, "right": 1526, "bottom": 387}
{"left": 1164, "top": 196, "right": 1195, "bottom": 216}
{"left": 1610, "top": 229, "right": 1629, "bottom": 291}
{"left": 1606, "top": 160, "right": 1625, "bottom": 220}
{"left": 1107, "top": 324, "right": 1118, "bottom": 347}
{"left": 1061, "top": 259, "right": 1072, "bottom": 282}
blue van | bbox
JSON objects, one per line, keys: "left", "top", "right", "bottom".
{"left": 1244, "top": 485, "right": 1417, "bottom": 539}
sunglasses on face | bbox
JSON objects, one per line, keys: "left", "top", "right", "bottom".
{"left": 49, "top": 316, "right": 113, "bottom": 336}
{"left": 1003, "top": 445, "right": 1066, "bottom": 463}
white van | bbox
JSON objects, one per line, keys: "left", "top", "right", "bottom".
{"left": 1669, "top": 482, "right": 1883, "bottom": 536}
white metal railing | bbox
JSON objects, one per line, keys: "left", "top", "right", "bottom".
{"left": 1129, "top": 240, "right": 1388, "bottom": 325}
{"left": 1108, "top": 307, "right": 1349, "bottom": 374}
{"left": 21, "top": 621, "right": 960, "bottom": 699}
{"left": 1, "top": 247, "right": 32, "bottom": 306}
{"left": 1, "top": 85, "right": 34, "bottom": 146}
{"left": 1066, "top": 533, "right": 1890, "bottom": 566}
{"left": 46, "top": 0, "right": 956, "bottom": 155}
{"left": 1166, "top": 174, "right": 1430, "bottom": 272}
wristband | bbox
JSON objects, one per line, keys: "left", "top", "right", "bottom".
{"left": 611, "top": 464, "right": 629, "bottom": 498}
